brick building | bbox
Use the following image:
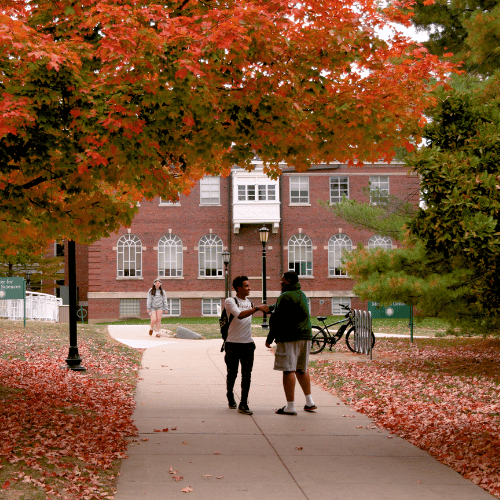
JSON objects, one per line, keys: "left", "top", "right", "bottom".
{"left": 79, "top": 161, "right": 418, "bottom": 322}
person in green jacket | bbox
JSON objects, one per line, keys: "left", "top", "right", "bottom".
{"left": 265, "top": 271, "right": 317, "bottom": 415}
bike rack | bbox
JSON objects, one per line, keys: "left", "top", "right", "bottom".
{"left": 353, "top": 310, "right": 373, "bottom": 360}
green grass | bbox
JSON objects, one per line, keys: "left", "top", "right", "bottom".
{"left": 98, "top": 316, "right": 452, "bottom": 339}
{"left": 99, "top": 316, "right": 272, "bottom": 339}
{"left": 310, "top": 315, "right": 450, "bottom": 336}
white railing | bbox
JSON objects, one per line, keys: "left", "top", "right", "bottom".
{"left": 0, "top": 292, "right": 63, "bottom": 322}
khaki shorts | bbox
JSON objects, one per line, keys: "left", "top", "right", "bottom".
{"left": 273, "top": 340, "right": 311, "bottom": 372}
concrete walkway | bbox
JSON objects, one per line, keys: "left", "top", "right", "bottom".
{"left": 108, "top": 325, "right": 494, "bottom": 500}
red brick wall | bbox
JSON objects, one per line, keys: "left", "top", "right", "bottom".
{"left": 86, "top": 164, "right": 419, "bottom": 321}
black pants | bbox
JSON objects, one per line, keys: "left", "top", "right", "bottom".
{"left": 224, "top": 342, "right": 256, "bottom": 405}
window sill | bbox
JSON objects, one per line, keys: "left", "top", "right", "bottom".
{"left": 289, "top": 203, "right": 311, "bottom": 207}
{"left": 198, "top": 276, "right": 224, "bottom": 279}
{"left": 158, "top": 276, "right": 184, "bottom": 279}
{"left": 116, "top": 276, "right": 144, "bottom": 280}
{"left": 328, "top": 275, "right": 350, "bottom": 279}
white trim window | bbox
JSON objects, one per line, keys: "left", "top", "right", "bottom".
{"left": 117, "top": 234, "right": 142, "bottom": 277}
{"left": 238, "top": 184, "right": 256, "bottom": 201}
{"left": 200, "top": 176, "right": 220, "bottom": 205}
{"left": 369, "top": 176, "right": 389, "bottom": 205}
{"left": 236, "top": 175, "right": 278, "bottom": 203}
{"left": 166, "top": 298, "right": 181, "bottom": 316}
{"left": 330, "top": 176, "right": 349, "bottom": 204}
{"left": 158, "top": 234, "right": 183, "bottom": 277}
{"left": 202, "top": 298, "right": 220, "bottom": 316}
{"left": 290, "top": 176, "right": 309, "bottom": 204}
{"left": 258, "top": 184, "right": 276, "bottom": 201}
{"left": 328, "top": 234, "right": 352, "bottom": 276}
{"left": 368, "top": 235, "right": 393, "bottom": 250}
{"left": 288, "top": 233, "right": 313, "bottom": 276}
{"left": 198, "top": 234, "right": 223, "bottom": 277}
{"left": 332, "top": 297, "right": 351, "bottom": 315}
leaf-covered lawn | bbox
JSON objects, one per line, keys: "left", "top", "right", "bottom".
{"left": 310, "top": 337, "right": 500, "bottom": 498}
{"left": 0, "top": 321, "right": 142, "bottom": 499}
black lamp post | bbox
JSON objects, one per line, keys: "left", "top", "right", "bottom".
{"left": 222, "top": 250, "right": 230, "bottom": 299}
{"left": 25, "top": 270, "right": 32, "bottom": 291}
{"left": 259, "top": 226, "right": 270, "bottom": 329}
{"left": 62, "top": 240, "right": 86, "bottom": 371}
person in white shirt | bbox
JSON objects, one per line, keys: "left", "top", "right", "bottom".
{"left": 224, "top": 275, "right": 267, "bottom": 415}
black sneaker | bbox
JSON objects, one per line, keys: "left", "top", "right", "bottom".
{"left": 227, "top": 393, "right": 237, "bottom": 409}
{"left": 238, "top": 403, "right": 253, "bottom": 415}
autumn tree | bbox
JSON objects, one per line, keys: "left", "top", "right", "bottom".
{"left": 0, "top": 0, "right": 453, "bottom": 249}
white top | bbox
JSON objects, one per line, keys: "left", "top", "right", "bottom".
{"left": 224, "top": 297, "right": 254, "bottom": 344}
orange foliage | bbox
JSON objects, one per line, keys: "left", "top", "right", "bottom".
{"left": 0, "top": 1, "right": 455, "bottom": 245}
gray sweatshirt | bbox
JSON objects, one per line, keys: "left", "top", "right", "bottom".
{"left": 147, "top": 290, "right": 168, "bottom": 311}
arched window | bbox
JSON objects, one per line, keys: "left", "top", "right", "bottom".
{"left": 328, "top": 234, "right": 352, "bottom": 276}
{"left": 158, "top": 235, "right": 183, "bottom": 277}
{"left": 117, "top": 234, "right": 142, "bottom": 277}
{"left": 199, "top": 234, "right": 223, "bottom": 277}
{"left": 368, "top": 235, "right": 393, "bottom": 250}
{"left": 288, "top": 233, "right": 312, "bottom": 276}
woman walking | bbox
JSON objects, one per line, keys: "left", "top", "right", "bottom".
{"left": 147, "top": 278, "right": 169, "bottom": 335}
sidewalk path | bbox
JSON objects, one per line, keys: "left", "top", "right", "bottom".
{"left": 108, "top": 325, "right": 494, "bottom": 500}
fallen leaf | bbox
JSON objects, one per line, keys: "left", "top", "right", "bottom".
{"left": 172, "top": 476, "right": 183, "bottom": 481}
{"left": 203, "top": 474, "right": 212, "bottom": 477}
{"left": 181, "top": 486, "right": 193, "bottom": 493}
{"left": 295, "top": 446, "right": 303, "bottom": 450}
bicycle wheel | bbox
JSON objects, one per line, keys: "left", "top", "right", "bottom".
{"left": 345, "top": 327, "right": 376, "bottom": 353}
{"left": 310, "top": 326, "right": 327, "bottom": 354}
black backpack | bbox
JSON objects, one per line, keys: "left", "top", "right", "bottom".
{"left": 219, "top": 298, "right": 237, "bottom": 352}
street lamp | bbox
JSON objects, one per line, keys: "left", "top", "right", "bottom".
{"left": 222, "top": 250, "right": 230, "bottom": 299}
{"left": 62, "top": 240, "right": 86, "bottom": 372}
{"left": 259, "top": 226, "right": 270, "bottom": 329}
{"left": 25, "top": 270, "right": 32, "bottom": 291}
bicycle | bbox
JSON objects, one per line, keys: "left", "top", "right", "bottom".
{"left": 310, "top": 304, "right": 376, "bottom": 354}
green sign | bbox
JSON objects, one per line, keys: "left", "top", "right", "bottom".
{"left": 0, "top": 277, "right": 25, "bottom": 300}
{"left": 368, "top": 301, "right": 412, "bottom": 319}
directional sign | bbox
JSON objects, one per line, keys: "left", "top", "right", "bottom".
{"left": 368, "top": 301, "right": 412, "bottom": 319}
{"left": 0, "top": 277, "right": 25, "bottom": 300}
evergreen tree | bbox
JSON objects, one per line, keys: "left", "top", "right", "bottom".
{"left": 344, "top": 88, "right": 500, "bottom": 334}
{"left": 410, "top": 0, "right": 500, "bottom": 76}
